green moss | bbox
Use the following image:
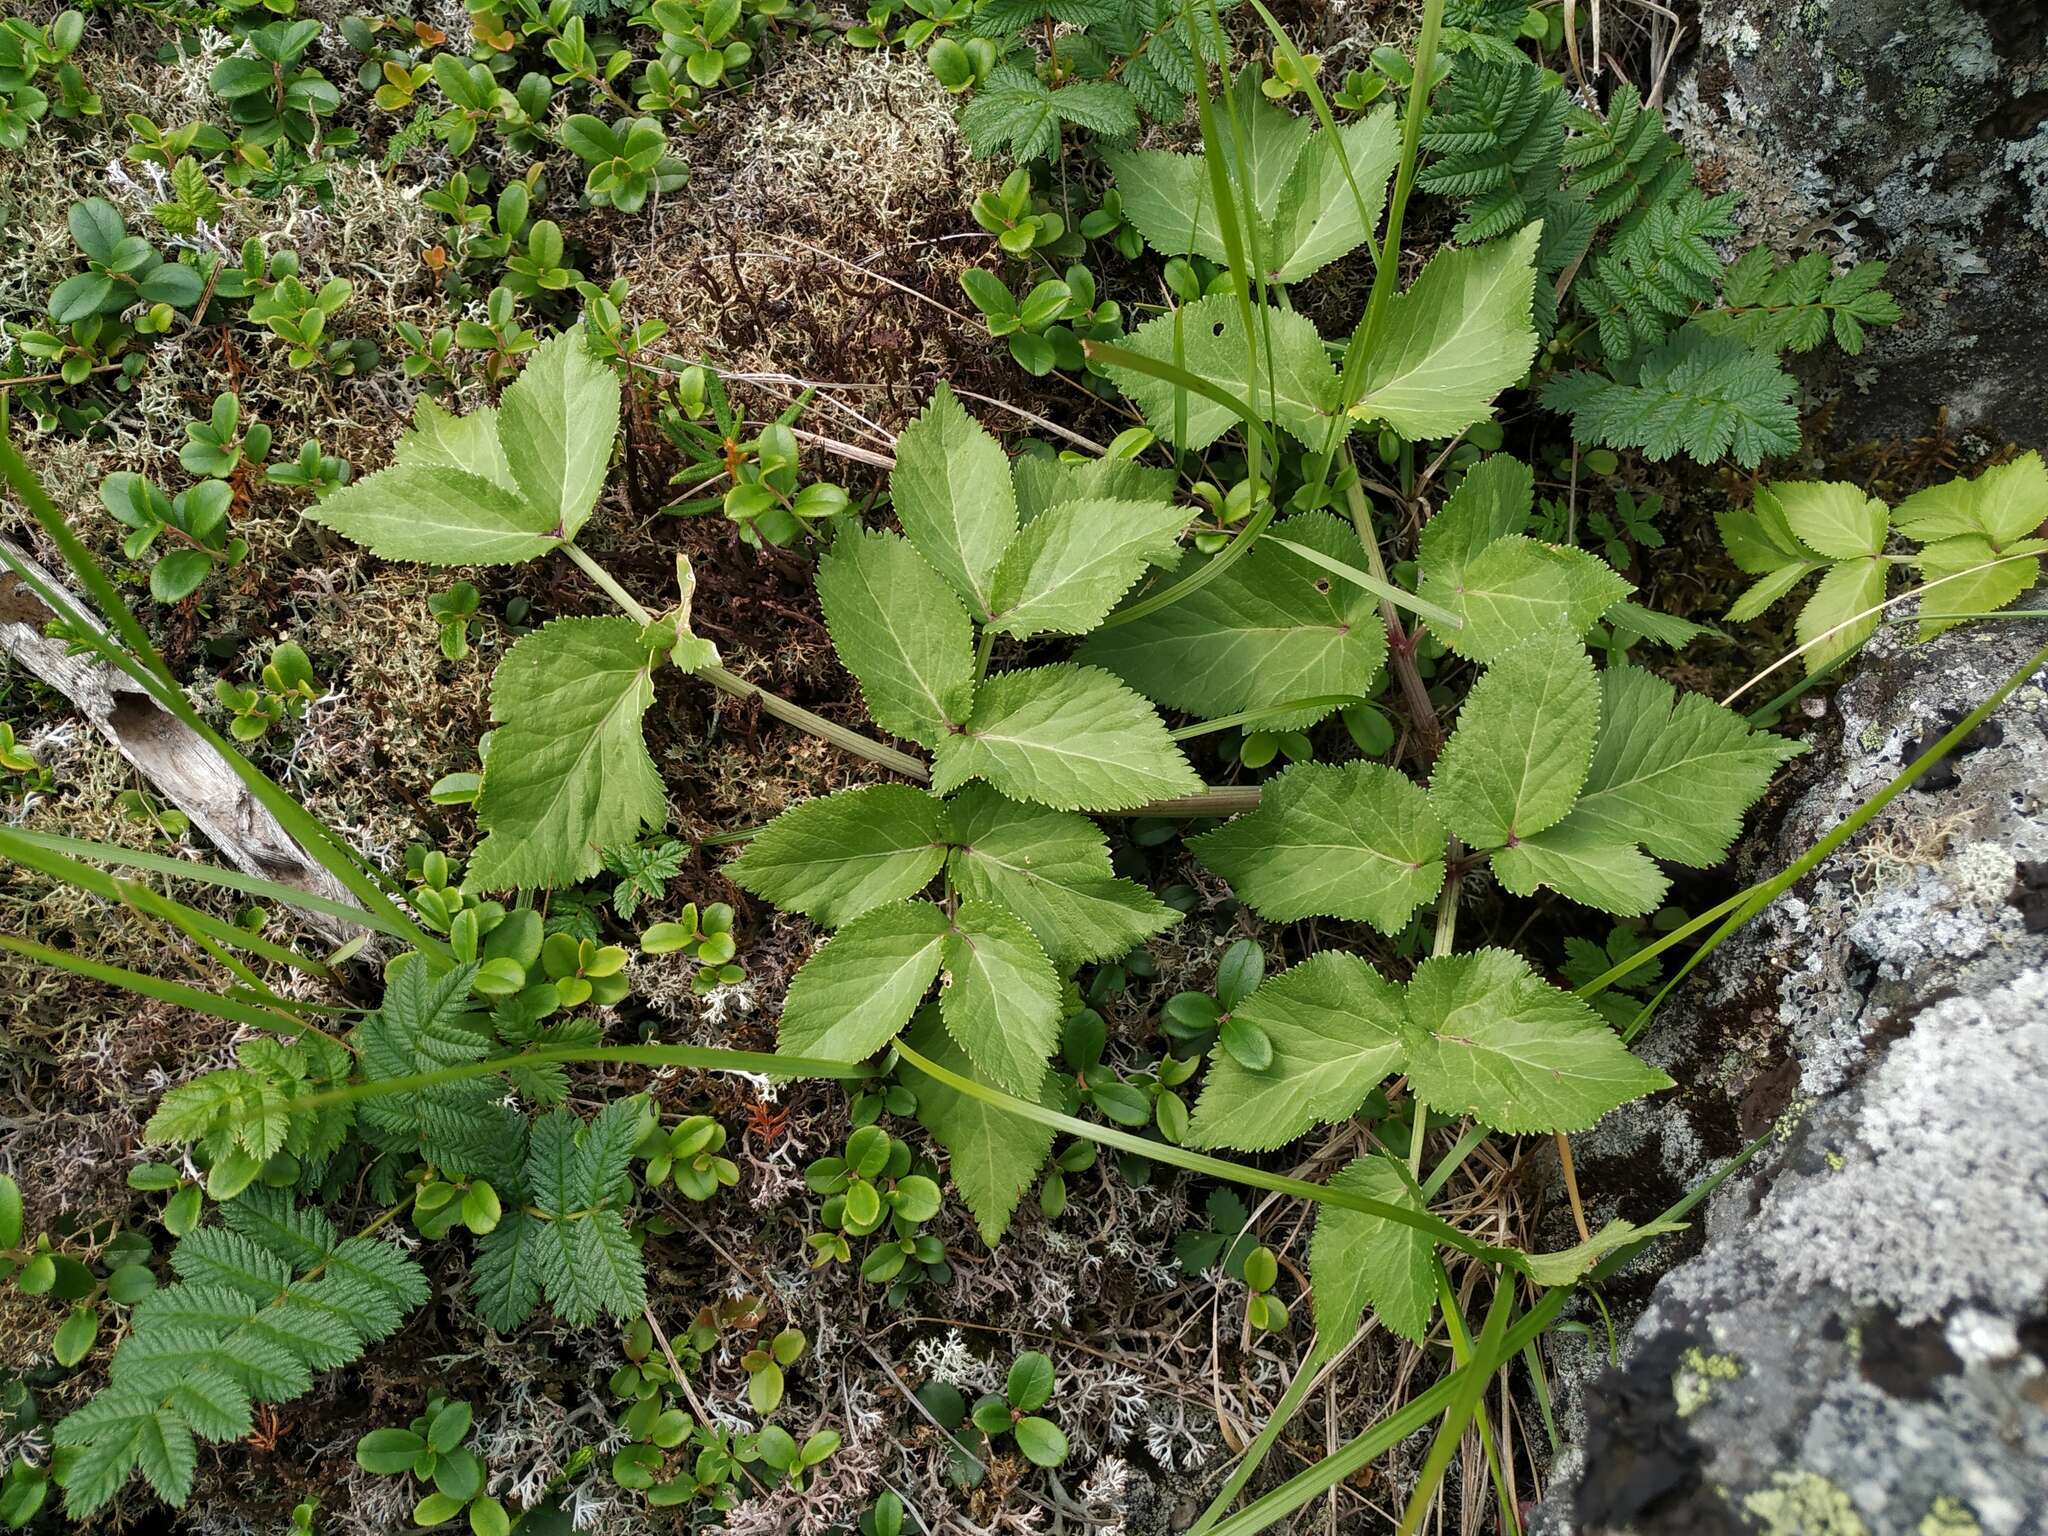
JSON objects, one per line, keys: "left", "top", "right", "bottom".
{"left": 1673, "top": 1348, "right": 1742, "bottom": 1418}
{"left": 1744, "top": 1472, "right": 1869, "bottom": 1536}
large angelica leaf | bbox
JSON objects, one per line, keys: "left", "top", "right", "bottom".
{"left": 1310, "top": 1157, "right": 1436, "bottom": 1346}
{"left": 938, "top": 898, "right": 1063, "bottom": 1098}
{"left": 1105, "top": 296, "right": 1337, "bottom": 451}
{"left": 496, "top": 330, "right": 619, "bottom": 541}
{"left": 726, "top": 784, "right": 945, "bottom": 928}
{"left": 888, "top": 382, "right": 1016, "bottom": 620}
{"left": 986, "top": 497, "right": 1192, "bottom": 638}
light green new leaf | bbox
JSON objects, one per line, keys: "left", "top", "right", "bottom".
{"left": 1079, "top": 511, "right": 1386, "bottom": 729}
{"left": 815, "top": 529, "right": 976, "bottom": 748}
{"left": 1894, "top": 451, "right": 2047, "bottom": 546}
{"left": 1425, "top": 536, "right": 1632, "bottom": 661}
{"left": 305, "top": 462, "right": 559, "bottom": 566}
{"left": 1349, "top": 223, "right": 1541, "bottom": 439}
{"left": 1724, "top": 560, "right": 1817, "bottom": 624}
{"left": 725, "top": 784, "right": 944, "bottom": 928}
{"left": 940, "top": 785, "right": 1178, "bottom": 968}
{"left": 1186, "top": 953, "right": 1408, "bottom": 1152}
{"left": 1796, "top": 556, "right": 1888, "bottom": 673}
{"left": 902, "top": 1010, "right": 1055, "bottom": 1247}
{"left": 889, "top": 382, "right": 1016, "bottom": 619}
{"left": 1310, "top": 1157, "right": 1435, "bottom": 1346}
{"left": 1770, "top": 480, "right": 1887, "bottom": 561}
{"left": 939, "top": 898, "right": 1062, "bottom": 1099}
{"left": 1011, "top": 451, "right": 1176, "bottom": 526}
{"left": 398, "top": 395, "right": 515, "bottom": 491}
{"left": 1262, "top": 109, "right": 1403, "bottom": 283}
{"left": 1718, "top": 486, "right": 1818, "bottom": 575}
{"left": 1491, "top": 819, "right": 1668, "bottom": 916}
{"left": 1403, "top": 948, "right": 1672, "bottom": 1133}
{"left": 986, "top": 497, "right": 1192, "bottom": 637}
{"left": 1914, "top": 534, "right": 2048, "bottom": 639}
{"left": 497, "top": 331, "right": 619, "bottom": 541}
{"left": 1568, "top": 664, "right": 1804, "bottom": 865}
{"left": 1106, "top": 296, "right": 1337, "bottom": 451}
{"left": 930, "top": 665, "right": 1201, "bottom": 811}
{"left": 1429, "top": 624, "right": 1598, "bottom": 850}
{"left": 777, "top": 900, "right": 949, "bottom": 1065}
{"left": 1190, "top": 762, "right": 1443, "bottom": 934}
{"left": 466, "top": 618, "right": 664, "bottom": 891}
{"left": 1417, "top": 455, "right": 1535, "bottom": 585}
{"left": 1521, "top": 1218, "right": 1686, "bottom": 1286}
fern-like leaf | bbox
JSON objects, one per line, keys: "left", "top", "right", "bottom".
{"left": 1542, "top": 326, "right": 1799, "bottom": 468}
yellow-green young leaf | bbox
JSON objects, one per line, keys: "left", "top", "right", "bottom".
{"left": 1349, "top": 223, "right": 1541, "bottom": 439}
{"left": 1429, "top": 624, "right": 1598, "bottom": 850}
{"left": 986, "top": 497, "right": 1193, "bottom": 638}
{"left": 1769, "top": 480, "right": 1888, "bottom": 561}
{"left": 1724, "top": 559, "right": 1817, "bottom": 624}
{"left": 1079, "top": 511, "right": 1386, "bottom": 730}
{"left": 1309, "top": 1158, "right": 1435, "bottom": 1346}
{"left": 1185, "top": 953, "right": 1407, "bottom": 1152}
{"left": 1914, "top": 534, "right": 2048, "bottom": 639}
{"left": 1190, "top": 761, "right": 1443, "bottom": 933}
{"left": 466, "top": 618, "right": 665, "bottom": 892}
{"left": 496, "top": 331, "right": 619, "bottom": 541}
{"left": 1105, "top": 296, "right": 1338, "bottom": 451}
{"left": 939, "top": 898, "right": 1062, "bottom": 1098}
{"left": 0, "top": 1174, "right": 20, "bottom": 1249}
{"left": 1520, "top": 1217, "right": 1686, "bottom": 1286}
{"left": 1417, "top": 455, "right": 1534, "bottom": 584}
{"left": 889, "top": 382, "right": 1016, "bottom": 619}
{"left": 930, "top": 665, "right": 1201, "bottom": 811}
{"left": 1566, "top": 664, "right": 1804, "bottom": 866}
{"left": 1491, "top": 819, "right": 1668, "bottom": 916}
{"left": 1403, "top": 948, "right": 1672, "bottom": 1133}
{"left": 1425, "top": 536, "right": 1632, "bottom": 662}
{"left": 399, "top": 395, "right": 516, "bottom": 490}
{"left": 815, "top": 529, "right": 976, "bottom": 749}
{"left": 1262, "top": 108, "right": 1403, "bottom": 284}
{"left": 940, "top": 785, "right": 1178, "bottom": 968}
{"left": 777, "top": 901, "right": 949, "bottom": 1065}
{"left": 726, "top": 784, "right": 945, "bottom": 927}
{"left": 1718, "top": 485, "right": 1819, "bottom": 575}
{"left": 904, "top": 1010, "right": 1054, "bottom": 1246}
{"left": 1894, "top": 451, "right": 2048, "bottom": 545}
{"left": 1795, "top": 555, "right": 1888, "bottom": 673}
{"left": 305, "top": 462, "right": 559, "bottom": 566}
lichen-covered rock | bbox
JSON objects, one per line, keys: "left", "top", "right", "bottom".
{"left": 1534, "top": 599, "right": 2048, "bottom": 1534}
{"left": 1671, "top": 1, "right": 2048, "bottom": 446}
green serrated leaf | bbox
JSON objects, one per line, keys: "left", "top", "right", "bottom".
{"left": 930, "top": 665, "right": 1200, "bottom": 811}
{"left": 497, "top": 331, "right": 619, "bottom": 542}
{"left": 398, "top": 395, "right": 515, "bottom": 491}
{"left": 940, "top": 785, "right": 1177, "bottom": 968}
{"left": 816, "top": 528, "right": 977, "bottom": 749}
{"left": 1418, "top": 455, "right": 1534, "bottom": 584}
{"left": 1429, "top": 624, "right": 1598, "bottom": 850}
{"left": 1894, "top": 451, "right": 2048, "bottom": 546}
{"left": 1769, "top": 480, "right": 1887, "bottom": 561}
{"left": 726, "top": 784, "right": 945, "bottom": 927}
{"left": 1106, "top": 296, "right": 1337, "bottom": 451}
{"left": 777, "top": 900, "right": 949, "bottom": 1065}
{"left": 1426, "top": 536, "right": 1632, "bottom": 661}
{"left": 1185, "top": 953, "right": 1407, "bottom": 1152}
{"left": 986, "top": 497, "right": 1192, "bottom": 638}
{"left": 889, "top": 383, "right": 1017, "bottom": 619}
{"left": 939, "top": 898, "right": 1061, "bottom": 1097}
{"left": 1403, "top": 948, "right": 1672, "bottom": 1132}
{"left": 1079, "top": 510, "right": 1385, "bottom": 728}
{"left": 466, "top": 618, "right": 664, "bottom": 891}
{"left": 1350, "top": 223, "right": 1540, "bottom": 439}
{"left": 1309, "top": 1157, "right": 1435, "bottom": 1345}
{"left": 1490, "top": 820, "right": 1667, "bottom": 915}
{"left": 903, "top": 1010, "right": 1055, "bottom": 1247}
{"left": 1521, "top": 1217, "right": 1685, "bottom": 1285}
{"left": 1190, "top": 761, "right": 1443, "bottom": 933}
{"left": 1795, "top": 555, "right": 1888, "bottom": 675}
{"left": 1914, "top": 534, "right": 2048, "bottom": 640}
{"left": 304, "top": 462, "right": 559, "bottom": 566}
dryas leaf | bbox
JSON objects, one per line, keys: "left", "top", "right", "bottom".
{"left": 466, "top": 618, "right": 665, "bottom": 892}
{"left": 1079, "top": 510, "right": 1386, "bottom": 729}
{"left": 1429, "top": 624, "right": 1598, "bottom": 850}
{"left": 1402, "top": 948, "right": 1672, "bottom": 1133}
{"left": 305, "top": 462, "right": 559, "bottom": 567}
{"left": 1349, "top": 224, "right": 1540, "bottom": 439}
{"left": 939, "top": 898, "right": 1062, "bottom": 1099}
{"left": 1190, "top": 761, "right": 1444, "bottom": 934}
{"left": 777, "top": 901, "right": 950, "bottom": 1066}
{"left": 725, "top": 784, "right": 945, "bottom": 928}
{"left": 940, "top": 785, "right": 1178, "bottom": 968}
{"left": 1309, "top": 1157, "right": 1435, "bottom": 1346}
{"left": 1185, "top": 953, "right": 1408, "bottom": 1152}
{"left": 930, "top": 665, "right": 1201, "bottom": 812}
{"left": 986, "top": 497, "right": 1192, "bottom": 638}
{"left": 889, "top": 382, "right": 1017, "bottom": 619}
{"left": 903, "top": 1010, "right": 1055, "bottom": 1248}
{"left": 496, "top": 331, "right": 619, "bottom": 541}
{"left": 1566, "top": 664, "right": 1804, "bottom": 866}
{"left": 815, "top": 528, "right": 976, "bottom": 749}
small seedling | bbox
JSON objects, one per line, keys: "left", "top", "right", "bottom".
{"left": 179, "top": 392, "right": 270, "bottom": 478}
{"left": 740, "top": 1326, "right": 805, "bottom": 1415}
{"left": 99, "top": 471, "right": 248, "bottom": 602}
{"left": 214, "top": 641, "right": 319, "bottom": 742}
{"left": 0, "top": 724, "right": 52, "bottom": 798}
{"left": 635, "top": 1112, "right": 739, "bottom": 1201}
{"left": 749, "top": 1425, "right": 838, "bottom": 1491}
{"left": 559, "top": 113, "right": 687, "bottom": 214}
{"left": 353, "top": 1396, "right": 508, "bottom": 1534}
{"left": 970, "top": 1353, "right": 1069, "bottom": 1469}
{"left": 1242, "top": 1244, "right": 1288, "bottom": 1332}
{"left": 640, "top": 901, "right": 744, "bottom": 993}
{"left": 804, "top": 1126, "right": 947, "bottom": 1298}
{"left": 429, "top": 582, "right": 481, "bottom": 661}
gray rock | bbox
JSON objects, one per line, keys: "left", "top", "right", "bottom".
{"left": 1535, "top": 600, "right": 2048, "bottom": 1534}
{"left": 1670, "top": 1, "right": 2048, "bottom": 446}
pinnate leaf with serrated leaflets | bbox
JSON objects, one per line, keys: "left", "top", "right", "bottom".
{"left": 726, "top": 784, "right": 945, "bottom": 928}
{"left": 777, "top": 900, "right": 950, "bottom": 1066}
{"left": 903, "top": 1011, "right": 1055, "bottom": 1248}
{"left": 1429, "top": 623, "right": 1598, "bottom": 850}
